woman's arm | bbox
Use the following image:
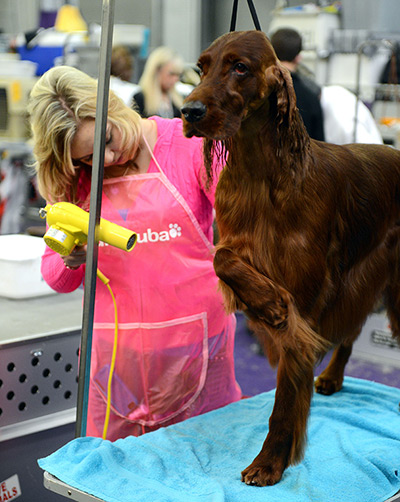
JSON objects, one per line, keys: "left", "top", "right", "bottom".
{"left": 41, "top": 244, "right": 85, "bottom": 293}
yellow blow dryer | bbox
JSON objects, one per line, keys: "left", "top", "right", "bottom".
{"left": 39, "top": 202, "right": 137, "bottom": 256}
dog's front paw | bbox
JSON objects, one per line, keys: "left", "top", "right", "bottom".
{"left": 250, "top": 299, "right": 289, "bottom": 331}
{"left": 314, "top": 375, "right": 343, "bottom": 395}
{"left": 241, "top": 459, "right": 284, "bottom": 487}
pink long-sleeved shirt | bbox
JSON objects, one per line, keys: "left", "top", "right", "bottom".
{"left": 41, "top": 116, "right": 220, "bottom": 293}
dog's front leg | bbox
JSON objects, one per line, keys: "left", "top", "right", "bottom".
{"left": 241, "top": 350, "right": 315, "bottom": 486}
{"left": 214, "top": 247, "right": 319, "bottom": 485}
{"left": 214, "top": 247, "right": 291, "bottom": 330}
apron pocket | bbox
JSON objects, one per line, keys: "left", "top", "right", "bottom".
{"left": 92, "top": 312, "right": 209, "bottom": 427}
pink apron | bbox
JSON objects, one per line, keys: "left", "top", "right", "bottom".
{"left": 83, "top": 142, "right": 241, "bottom": 440}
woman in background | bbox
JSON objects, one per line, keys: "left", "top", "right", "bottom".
{"left": 109, "top": 45, "right": 140, "bottom": 107}
{"left": 28, "top": 65, "right": 241, "bottom": 441}
{"left": 134, "top": 46, "right": 184, "bottom": 118}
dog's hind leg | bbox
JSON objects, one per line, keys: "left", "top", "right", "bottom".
{"left": 385, "top": 268, "right": 400, "bottom": 411}
{"left": 382, "top": 233, "right": 400, "bottom": 340}
{"left": 384, "top": 280, "right": 400, "bottom": 343}
{"left": 314, "top": 342, "right": 353, "bottom": 395}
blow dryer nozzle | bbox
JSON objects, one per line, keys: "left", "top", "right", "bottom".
{"left": 38, "top": 207, "right": 47, "bottom": 219}
{"left": 126, "top": 234, "right": 137, "bottom": 251}
{"left": 40, "top": 202, "right": 137, "bottom": 256}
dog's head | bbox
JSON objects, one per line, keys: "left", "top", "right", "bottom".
{"left": 181, "top": 30, "right": 297, "bottom": 141}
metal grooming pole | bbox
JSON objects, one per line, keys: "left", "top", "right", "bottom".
{"left": 353, "top": 39, "right": 395, "bottom": 143}
{"left": 75, "top": 0, "right": 115, "bottom": 438}
{"left": 44, "top": 1, "right": 116, "bottom": 498}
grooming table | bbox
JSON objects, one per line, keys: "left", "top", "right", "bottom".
{"left": 39, "top": 377, "right": 400, "bottom": 502}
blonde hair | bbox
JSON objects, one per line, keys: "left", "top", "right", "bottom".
{"left": 28, "top": 65, "right": 142, "bottom": 203}
{"left": 138, "top": 46, "right": 184, "bottom": 116}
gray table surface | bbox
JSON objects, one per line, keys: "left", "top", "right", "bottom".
{"left": 0, "top": 289, "right": 83, "bottom": 345}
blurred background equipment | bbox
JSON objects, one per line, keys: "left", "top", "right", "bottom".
{"left": 0, "top": 3, "right": 400, "bottom": 501}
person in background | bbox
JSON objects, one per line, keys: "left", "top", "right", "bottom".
{"left": 133, "top": 46, "right": 184, "bottom": 118}
{"left": 176, "top": 65, "right": 201, "bottom": 99}
{"left": 109, "top": 45, "right": 140, "bottom": 107}
{"left": 320, "top": 85, "right": 384, "bottom": 145}
{"left": 28, "top": 65, "right": 242, "bottom": 441}
{"left": 270, "top": 27, "right": 325, "bottom": 141}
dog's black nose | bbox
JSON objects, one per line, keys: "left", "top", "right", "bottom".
{"left": 181, "top": 101, "right": 207, "bottom": 123}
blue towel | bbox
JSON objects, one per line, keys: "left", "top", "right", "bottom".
{"left": 38, "top": 377, "right": 400, "bottom": 502}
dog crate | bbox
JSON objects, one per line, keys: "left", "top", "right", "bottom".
{"left": 352, "top": 312, "right": 400, "bottom": 368}
{"left": 0, "top": 289, "right": 82, "bottom": 502}
{"left": 0, "top": 327, "right": 80, "bottom": 436}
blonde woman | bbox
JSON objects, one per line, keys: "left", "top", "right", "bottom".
{"left": 28, "top": 65, "right": 241, "bottom": 441}
{"left": 134, "top": 46, "right": 184, "bottom": 118}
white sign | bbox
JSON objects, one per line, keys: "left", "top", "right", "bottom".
{"left": 0, "top": 475, "right": 21, "bottom": 501}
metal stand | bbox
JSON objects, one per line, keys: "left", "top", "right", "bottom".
{"left": 353, "top": 39, "right": 395, "bottom": 142}
{"left": 44, "top": 472, "right": 104, "bottom": 502}
{"left": 75, "top": 0, "right": 115, "bottom": 439}
{"left": 43, "top": 5, "right": 115, "bottom": 501}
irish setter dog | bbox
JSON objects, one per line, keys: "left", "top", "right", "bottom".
{"left": 181, "top": 30, "right": 400, "bottom": 487}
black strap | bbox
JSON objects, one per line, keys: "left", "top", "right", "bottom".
{"left": 230, "top": 0, "right": 261, "bottom": 32}
{"left": 229, "top": 0, "right": 239, "bottom": 31}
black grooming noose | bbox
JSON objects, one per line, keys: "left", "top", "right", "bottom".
{"left": 230, "top": 0, "right": 262, "bottom": 32}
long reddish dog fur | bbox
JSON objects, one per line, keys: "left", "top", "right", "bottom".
{"left": 181, "top": 30, "right": 400, "bottom": 486}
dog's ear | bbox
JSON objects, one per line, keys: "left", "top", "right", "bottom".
{"left": 264, "top": 63, "right": 297, "bottom": 124}
{"left": 264, "top": 63, "right": 309, "bottom": 176}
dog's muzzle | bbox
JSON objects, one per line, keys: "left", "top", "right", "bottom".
{"left": 181, "top": 101, "right": 207, "bottom": 123}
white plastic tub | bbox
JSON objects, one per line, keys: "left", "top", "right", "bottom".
{"left": 0, "top": 60, "right": 38, "bottom": 77}
{"left": 0, "top": 234, "right": 56, "bottom": 299}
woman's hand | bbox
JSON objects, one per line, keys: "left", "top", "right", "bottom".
{"left": 62, "top": 245, "right": 87, "bottom": 270}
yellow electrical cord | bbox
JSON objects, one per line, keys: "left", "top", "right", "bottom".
{"left": 96, "top": 269, "right": 119, "bottom": 440}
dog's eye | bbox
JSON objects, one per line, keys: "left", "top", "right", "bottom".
{"left": 197, "top": 62, "right": 204, "bottom": 76}
{"left": 233, "top": 63, "right": 248, "bottom": 75}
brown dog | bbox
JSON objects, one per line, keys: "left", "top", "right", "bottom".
{"left": 181, "top": 30, "right": 400, "bottom": 486}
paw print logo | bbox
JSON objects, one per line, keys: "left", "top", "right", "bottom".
{"left": 169, "top": 223, "right": 182, "bottom": 238}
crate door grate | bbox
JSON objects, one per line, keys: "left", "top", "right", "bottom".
{"left": 0, "top": 330, "right": 81, "bottom": 427}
